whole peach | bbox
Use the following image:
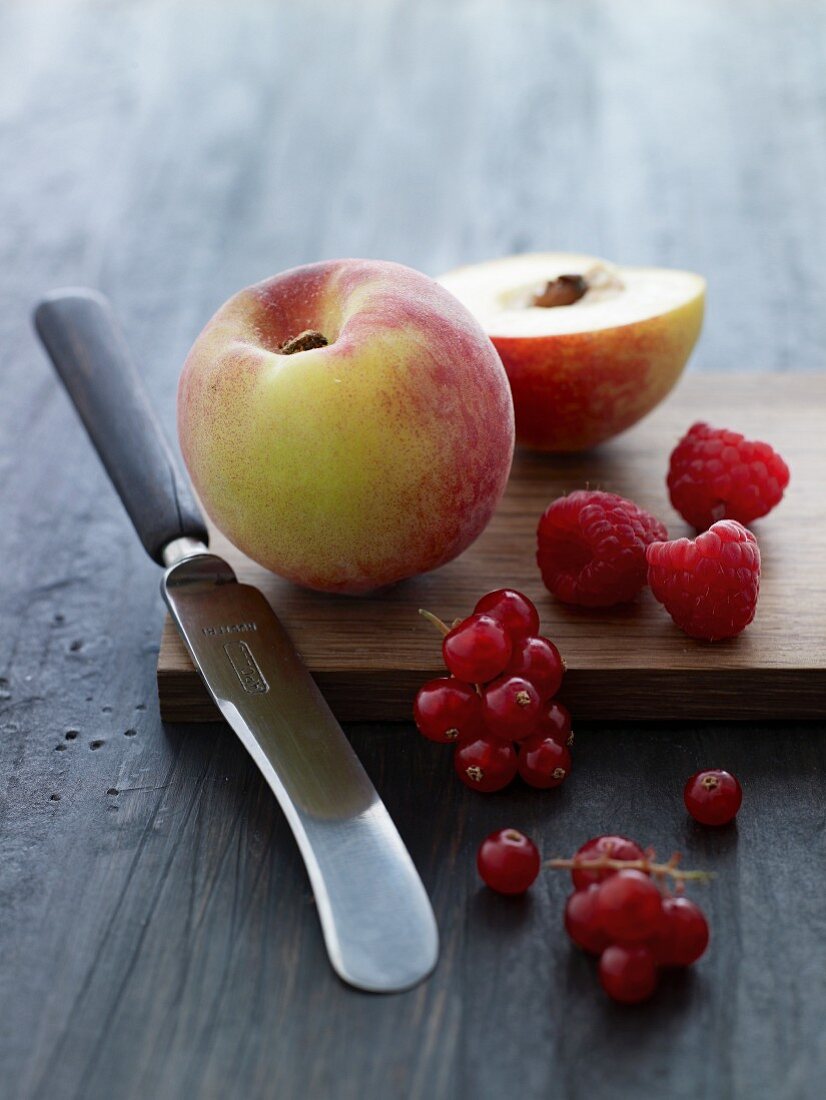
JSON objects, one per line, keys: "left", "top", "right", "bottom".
{"left": 178, "top": 260, "right": 514, "bottom": 592}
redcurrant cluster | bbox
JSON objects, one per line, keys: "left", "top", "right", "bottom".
{"left": 476, "top": 829, "right": 711, "bottom": 1005}
{"left": 558, "top": 836, "right": 711, "bottom": 1004}
{"left": 413, "top": 589, "right": 572, "bottom": 793}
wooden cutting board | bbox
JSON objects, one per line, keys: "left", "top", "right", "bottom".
{"left": 158, "top": 373, "right": 825, "bottom": 722}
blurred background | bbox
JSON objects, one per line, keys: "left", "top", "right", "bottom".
{"left": 5, "top": 0, "right": 825, "bottom": 429}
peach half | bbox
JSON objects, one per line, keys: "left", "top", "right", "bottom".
{"left": 178, "top": 259, "right": 514, "bottom": 593}
{"left": 439, "top": 253, "right": 705, "bottom": 452}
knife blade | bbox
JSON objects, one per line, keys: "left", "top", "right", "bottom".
{"left": 33, "top": 288, "right": 438, "bottom": 993}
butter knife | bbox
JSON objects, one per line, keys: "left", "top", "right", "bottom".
{"left": 34, "top": 289, "right": 439, "bottom": 993}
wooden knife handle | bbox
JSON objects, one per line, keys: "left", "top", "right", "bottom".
{"left": 33, "top": 289, "right": 208, "bottom": 563}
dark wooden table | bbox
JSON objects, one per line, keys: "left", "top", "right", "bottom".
{"left": 2, "top": 2, "right": 825, "bottom": 1097}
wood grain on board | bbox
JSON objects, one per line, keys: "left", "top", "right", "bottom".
{"left": 158, "top": 372, "right": 825, "bottom": 722}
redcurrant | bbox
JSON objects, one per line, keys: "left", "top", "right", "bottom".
{"left": 518, "top": 734, "right": 571, "bottom": 788}
{"left": 564, "top": 886, "right": 610, "bottom": 955}
{"left": 413, "top": 677, "right": 483, "bottom": 744}
{"left": 594, "top": 869, "right": 664, "bottom": 945}
{"left": 651, "top": 897, "right": 709, "bottom": 967}
{"left": 534, "top": 699, "right": 573, "bottom": 747}
{"left": 481, "top": 675, "right": 541, "bottom": 740}
{"left": 571, "top": 835, "right": 644, "bottom": 890}
{"left": 477, "top": 828, "right": 541, "bottom": 894}
{"left": 684, "top": 769, "right": 742, "bottom": 826}
{"left": 506, "top": 635, "right": 564, "bottom": 701}
{"left": 453, "top": 734, "right": 518, "bottom": 793}
{"left": 599, "top": 944, "right": 659, "bottom": 1004}
{"left": 474, "top": 589, "right": 540, "bottom": 641}
{"left": 443, "top": 614, "right": 512, "bottom": 684}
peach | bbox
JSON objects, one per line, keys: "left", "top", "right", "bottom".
{"left": 178, "top": 259, "right": 514, "bottom": 593}
{"left": 439, "top": 253, "right": 705, "bottom": 452}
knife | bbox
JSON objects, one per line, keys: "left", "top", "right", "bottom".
{"left": 34, "top": 288, "right": 439, "bottom": 993}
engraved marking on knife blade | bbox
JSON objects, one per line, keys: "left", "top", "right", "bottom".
{"left": 202, "top": 622, "right": 257, "bottom": 636}
{"left": 224, "top": 640, "right": 269, "bottom": 694}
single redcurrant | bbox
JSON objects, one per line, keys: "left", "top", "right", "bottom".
{"left": 651, "top": 897, "right": 710, "bottom": 967}
{"left": 413, "top": 678, "right": 483, "bottom": 744}
{"left": 481, "top": 675, "right": 541, "bottom": 740}
{"left": 599, "top": 944, "right": 659, "bottom": 1005}
{"left": 571, "top": 835, "right": 645, "bottom": 890}
{"left": 534, "top": 699, "right": 573, "bottom": 747}
{"left": 477, "top": 828, "right": 541, "bottom": 894}
{"left": 518, "top": 734, "right": 571, "bottom": 788}
{"left": 564, "top": 886, "right": 610, "bottom": 955}
{"left": 684, "top": 769, "right": 742, "bottom": 826}
{"left": 453, "top": 734, "right": 518, "bottom": 793}
{"left": 593, "top": 869, "right": 664, "bottom": 945}
{"left": 474, "top": 589, "right": 540, "bottom": 641}
{"left": 506, "top": 635, "right": 564, "bottom": 700}
{"left": 443, "top": 614, "right": 512, "bottom": 684}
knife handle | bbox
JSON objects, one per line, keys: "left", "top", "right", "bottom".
{"left": 33, "top": 289, "right": 208, "bottom": 563}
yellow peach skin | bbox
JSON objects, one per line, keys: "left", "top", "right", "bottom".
{"left": 178, "top": 260, "right": 515, "bottom": 593}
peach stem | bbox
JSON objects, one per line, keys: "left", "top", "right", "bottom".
{"left": 278, "top": 330, "right": 329, "bottom": 355}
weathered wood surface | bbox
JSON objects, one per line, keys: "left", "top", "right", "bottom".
{"left": 159, "top": 373, "right": 826, "bottom": 723}
{"left": 2, "top": 2, "right": 826, "bottom": 1098}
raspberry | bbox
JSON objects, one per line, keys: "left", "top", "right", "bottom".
{"left": 537, "top": 490, "right": 667, "bottom": 607}
{"left": 646, "top": 520, "right": 760, "bottom": 640}
{"left": 668, "top": 421, "right": 790, "bottom": 530}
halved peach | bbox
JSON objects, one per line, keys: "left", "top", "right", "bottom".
{"left": 439, "top": 253, "right": 705, "bottom": 452}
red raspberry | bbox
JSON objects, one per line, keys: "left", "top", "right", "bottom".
{"left": 668, "top": 421, "right": 790, "bottom": 530}
{"left": 537, "top": 490, "right": 667, "bottom": 607}
{"left": 646, "top": 520, "right": 760, "bottom": 640}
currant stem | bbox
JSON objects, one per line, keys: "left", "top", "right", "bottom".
{"left": 544, "top": 854, "right": 714, "bottom": 885}
{"left": 418, "top": 608, "right": 451, "bottom": 637}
